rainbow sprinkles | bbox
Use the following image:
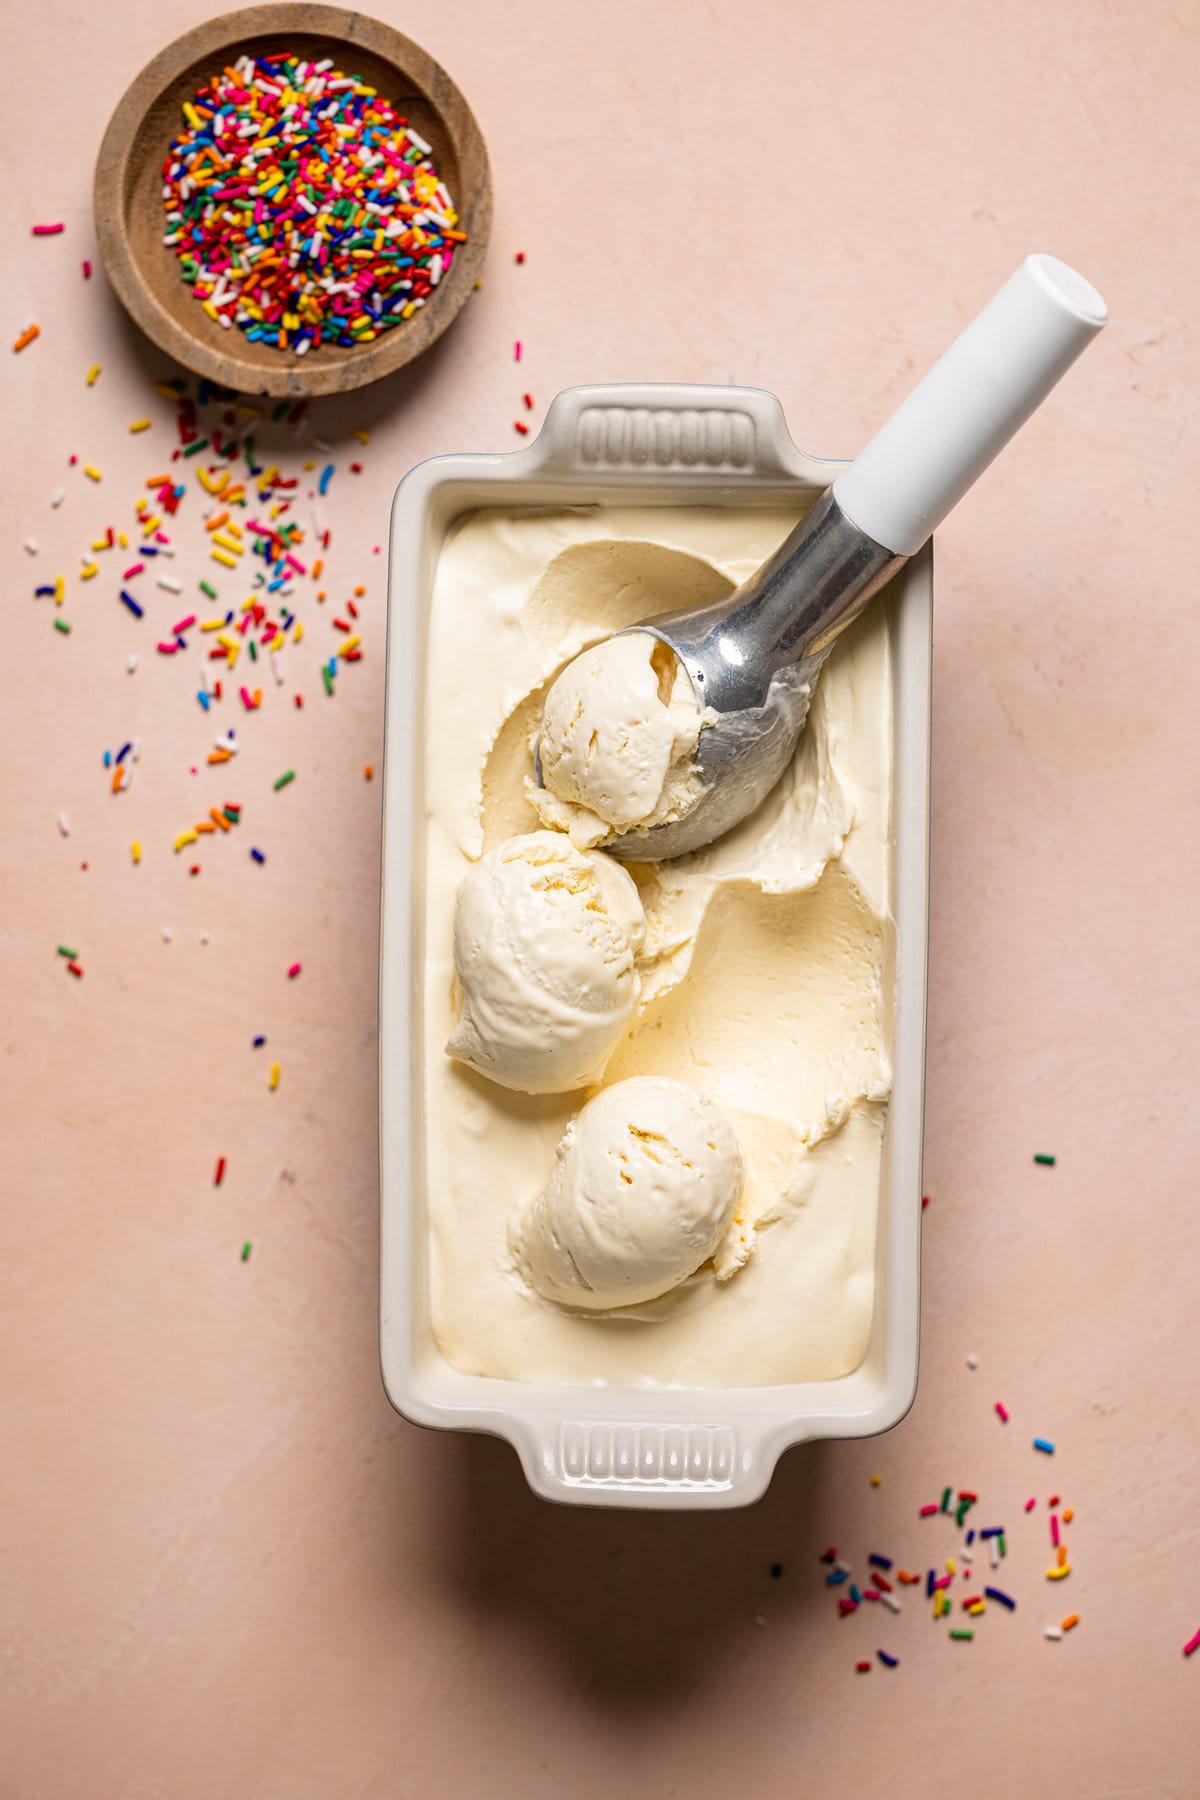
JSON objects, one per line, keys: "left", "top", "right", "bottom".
{"left": 161, "top": 52, "right": 467, "bottom": 355}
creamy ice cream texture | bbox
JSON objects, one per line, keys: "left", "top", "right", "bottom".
{"left": 509, "top": 1077, "right": 748, "bottom": 1310}
{"left": 423, "top": 506, "right": 892, "bottom": 1387}
{"left": 446, "top": 830, "right": 645, "bottom": 1093}
{"left": 534, "top": 630, "right": 709, "bottom": 845}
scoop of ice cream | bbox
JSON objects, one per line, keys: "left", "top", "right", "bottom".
{"left": 446, "top": 830, "right": 646, "bottom": 1094}
{"left": 533, "top": 632, "right": 709, "bottom": 846}
{"left": 509, "top": 1077, "right": 748, "bottom": 1309}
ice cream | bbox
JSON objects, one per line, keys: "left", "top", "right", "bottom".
{"left": 422, "top": 505, "right": 893, "bottom": 1387}
{"left": 533, "top": 630, "right": 709, "bottom": 846}
{"left": 446, "top": 830, "right": 646, "bottom": 1094}
{"left": 509, "top": 1077, "right": 749, "bottom": 1310}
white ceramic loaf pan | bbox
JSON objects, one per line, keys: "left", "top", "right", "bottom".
{"left": 380, "top": 383, "right": 930, "bottom": 1509}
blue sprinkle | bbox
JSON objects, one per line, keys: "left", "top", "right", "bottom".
{"left": 868, "top": 1554, "right": 892, "bottom": 1571}
{"left": 877, "top": 1650, "right": 899, "bottom": 1668}
{"left": 1033, "top": 1438, "right": 1055, "bottom": 1455}
{"left": 984, "top": 1587, "right": 1016, "bottom": 1609}
{"left": 120, "top": 590, "right": 144, "bottom": 618}
{"left": 103, "top": 749, "right": 112, "bottom": 768}
{"left": 197, "top": 691, "right": 210, "bottom": 711}
{"left": 326, "top": 656, "right": 337, "bottom": 677}
{"left": 116, "top": 742, "right": 132, "bottom": 764}
{"left": 825, "top": 1569, "right": 848, "bottom": 1586}
{"left": 849, "top": 1584, "right": 862, "bottom": 1604}
{"left": 318, "top": 463, "right": 334, "bottom": 495}
{"left": 252, "top": 1035, "right": 266, "bottom": 1047}
{"left": 250, "top": 847, "right": 265, "bottom": 864}
{"left": 138, "top": 544, "right": 159, "bottom": 556}
{"left": 926, "top": 1569, "right": 935, "bottom": 1598}
{"left": 35, "top": 584, "right": 55, "bottom": 596}
{"left": 979, "top": 1528, "right": 1004, "bottom": 1539}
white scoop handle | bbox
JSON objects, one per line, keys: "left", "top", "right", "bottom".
{"left": 832, "top": 253, "right": 1107, "bottom": 557}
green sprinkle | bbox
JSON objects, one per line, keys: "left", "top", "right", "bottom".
{"left": 955, "top": 1498, "right": 970, "bottom": 1527}
{"left": 200, "top": 579, "right": 218, "bottom": 599}
{"left": 248, "top": 639, "right": 258, "bottom": 662}
{"left": 271, "top": 401, "right": 289, "bottom": 421}
{"left": 223, "top": 807, "right": 240, "bottom": 823}
{"left": 240, "top": 1240, "right": 252, "bottom": 1261}
{"left": 949, "top": 1628, "right": 974, "bottom": 1642}
{"left": 182, "top": 437, "right": 210, "bottom": 458}
{"left": 1034, "top": 1153, "right": 1056, "bottom": 1166}
{"left": 940, "top": 1486, "right": 952, "bottom": 1513}
{"left": 273, "top": 770, "right": 296, "bottom": 791}
{"left": 54, "top": 617, "right": 71, "bottom": 634}
{"left": 999, "top": 1533, "right": 1007, "bottom": 1558}
{"left": 57, "top": 944, "right": 78, "bottom": 958}
{"left": 321, "top": 664, "right": 333, "bottom": 697}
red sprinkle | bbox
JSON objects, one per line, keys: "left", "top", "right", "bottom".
{"left": 514, "top": 421, "right": 529, "bottom": 435}
{"left": 855, "top": 1661, "right": 871, "bottom": 1673}
{"left": 523, "top": 392, "right": 534, "bottom": 409}
{"left": 287, "top": 962, "right": 302, "bottom": 979}
{"left": 66, "top": 960, "right": 83, "bottom": 977}
{"left": 82, "top": 259, "right": 92, "bottom": 278}
{"left": 922, "top": 1193, "right": 929, "bottom": 1208}
{"left": 214, "top": 1156, "right": 227, "bottom": 1186}
{"left": 294, "top": 694, "right": 304, "bottom": 708}
{"left": 514, "top": 251, "right": 525, "bottom": 263}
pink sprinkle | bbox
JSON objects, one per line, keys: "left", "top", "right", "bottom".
{"left": 33, "top": 222, "right": 65, "bottom": 236}
{"left": 239, "top": 686, "right": 255, "bottom": 710}
{"left": 1024, "top": 1497, "right": 1037, "bottom": 1512}
{"left": 172, "top": 614, "right": 196, "bottom": 634}
{"left": 919, "top": 1504, "right": 939, "bottom": 1517}
{"left": 863, "top": 1589, "right": 881, "bottom": 1602}
{"left": 154, "top": 530, "right": 169, "bottom": 544}
{"left": 1184, "top": 1627, "right": 1200, "bottom": 1657}
{"left": 837, "top": 1598, "right": 858, "bottom": 1616}
{"left": 995, "top": 1402, "right": 1009, "bottom": 1423}
{"left": 123, "top": 563, "right": 144, "bottom": 579}
{"left": 82, "top": 259, "right": 92, "bottom": 279}
{"left": 932, "top": 1574, "right": 953, "bottom": 1591}
{"left": 156, "top": 641, "right": 178, "bottom": 654}
{"left": 513, "top": 339, "right": 522, "bottom": 361}
{"left": 287, "top": 962, "right": 302, "bottom": 979}
{"left": 1051, "top": 1514, "right": 1060, "bottom": 1546}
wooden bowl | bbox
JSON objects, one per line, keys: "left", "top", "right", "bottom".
{"left": 94, "top": 4, "right": 492, "bottom": 397}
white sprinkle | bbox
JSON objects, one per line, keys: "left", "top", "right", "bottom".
{"left": 57, "top": 813, "right": 70, "bottom": 837}
{"left": 1044, "top": 1626, "right": 1063, "bottom": 1641}
{"left": 157, "top": 576, "right": 183, "bottom": 594}
{"left": 270, "top": 651, "right": 284, "bottom": 686}
{"left": 961, "top": 1549, "right": 973, "bottom": 1563}
{"left": 966, "top": 1354, "right": 979, "bottom": 1370}
{"left": 161, "top": 926, "right": 173, "bottom": 943}
{"left": 200, "top": 931, "right": 210, "bottom": 945}
{"left": 24, "top": 538, "right": 39, "bottom": 555}
{"left": 751, "top": 1615, "right": 766, "bottom": 1628}
{"left": 130, "top": 739, "right": 142, "bottom": 763}
{"left": 51, "top": 486, "right": 65, "bottom": 508}
{"left": 833, "top": 1559, "right": 852, "bottom": 1575}
{"left": 126, "top": 653, "right": 139, "bottom": 673}
{"left": 989, "top": 1538, "right": 1000, "bottom": 1569}
{"left": 213, "top": 735, "right": 238, "bottom": 755}
{"left": 880, "top": 1592, "right": 902, "bottom": 1614}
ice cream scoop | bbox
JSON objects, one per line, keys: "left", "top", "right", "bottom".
{"left": 535, "top": 254, "right": 1107, "bottom": 859}
{"left": 446, "top": 830, "right": 646, "bottom": 1093}
{"left": 509, "top": 1077, "right": 747, "bottom": 1309}
{"left": 532, "top": 630, "right": 709, "bottom": 846}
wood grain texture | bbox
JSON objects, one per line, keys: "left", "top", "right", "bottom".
{"left": 93, "top": 4, "right": 491, "bottom": 396}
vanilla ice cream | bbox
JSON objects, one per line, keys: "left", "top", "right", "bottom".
{"left": 510, "top": 1077, "right": 748, "bottom": 1310}
{"left": 446, "top": 830, "right": 646, "bottom": 1093}
{"left": 422, "top": 505, "right": 893, "bottom": 1387}
{"left": 533, "top": 630, "right": 709, "bottom": 846}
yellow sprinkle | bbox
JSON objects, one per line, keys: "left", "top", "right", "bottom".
{"left": 197, "top": 466, "right": 222, "bottom": 494}
{"left": 85, "top": 363, "right": 101, "bottom": 386}
{"left": 216, "top": 632, "right": 240, "bottom": 653}
{"left": 236, "top": 402, "right": 261, "bottom": 418}
{"left": 967, "top": 1601, "right": 986, "bottom": 1616}
{"left": 870, "top": 1473, "right": 882, "bottom": 1486}
{"left": 270, "top": 631, "right": 285, "bottom": 651}
{"left": 1047, "top": 1564, "right": 1072, "bottom": 1580}
{"left": 352, "top": 428, "right": 370, "bottom": 444}
{"left": 54, "top": 575, "right": 64, "bottom": 605}
{"left": 212, "top": 532, "right": 243, "bottom": 555}
{"left": 211, "top": 548, "right": 238, "bottom": 568}
{"left": 83, "top": 464, "right": 102, "bottom": 481}
{"left": 202, "top": 300, "right": 220, "bottom": 322}
{"left": 200, "top": 617, "right": 227, "bottom": 631}
{"left": 173, "top": 830, "right": 198, "bottom": 852}
{"left": 91, "top": 537, "right": 110, "bottom": 551}
{"left": 338, "top": 634, "right": 361, "bottom": 657}
{"left": 142, "top": 515, "right": 161, "bottom": 534}
{"left": 118, "top": 531, "right": 129, "bottom": 548}
{"left": 269, "top": 1060, "right": 280, "bottom": 1091}
{"left": 128, "top": 418, "right": 152, "bottom": 433}
{"left": 222, "top": 518, "right": 244, "bottom": 539}
{"left": 293, "top": 619, "right": 304, "bottom": 643}
{"left": 131, "top": 840, "right": 141, "bottom": 864}
{"left": 79, "top": 563, "right": 98, "bottom": 580}
{"left": 946, "top": 1557, "right": 956, "bottom": 1576}
{"left": 304, "top": 458, "right": 315, "bottom": 470}
{"left": 154, "top": 383, "right": 179, "bottom": 399}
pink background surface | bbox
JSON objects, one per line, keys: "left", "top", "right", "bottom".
{"left": 3, "top": 1, "right": 1198, "bottom": 1794}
